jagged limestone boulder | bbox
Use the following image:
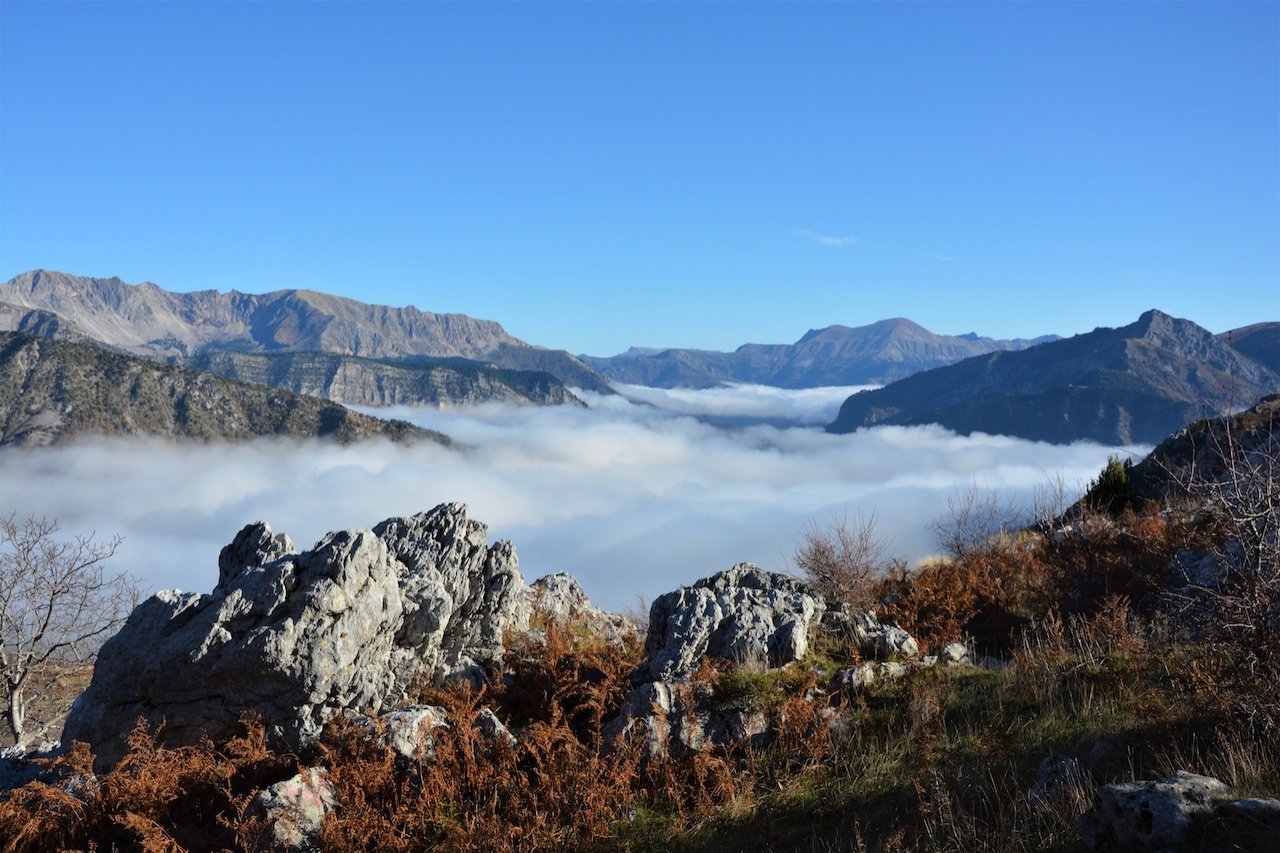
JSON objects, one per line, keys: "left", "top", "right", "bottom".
{"left": 822, "top": 605, "right": 919, "bottom": 660}
{"left": 637, "top": 562, "right": 825, "bottom": 683}
{"left": 607, "top": 563, "right": 824, "bottom": 757}
{"left": 525, "top": 572, "right": 638, "bottom": 646}
{"left": 62, "top": 503, "right": 524, "bottom": 768}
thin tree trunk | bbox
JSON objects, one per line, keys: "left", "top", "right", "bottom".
{"left": 6, "top": 681, "right": 25, "bottom": 746}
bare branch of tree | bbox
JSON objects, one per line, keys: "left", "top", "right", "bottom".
{"left": 930, "top": 487, "right": 1029, "bottom": 561}
{"left": 794, "top": 511, "right": 899, "bottom": 610}
{"left": 1162, "top": 398, "right": 1280, "bottom": 732}
{"left": 0, "top": 513, "right": 137, "bottom": 746}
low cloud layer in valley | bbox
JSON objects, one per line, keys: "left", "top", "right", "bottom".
{"left": 0, "top": 386, "right": 1143, "bottom": 611}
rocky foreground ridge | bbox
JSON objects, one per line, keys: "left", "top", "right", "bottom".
{"left": 37, "top": 501, "right": 955, "bottom": 783}
{"left": 0, "top": 489, "right": 1275, "bottom": 849}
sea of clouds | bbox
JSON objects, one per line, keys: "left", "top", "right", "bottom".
{"left": 0, "top": 384, "right": 1145, "bottom": 611}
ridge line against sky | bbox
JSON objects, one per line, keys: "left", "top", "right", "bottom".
{"left": 1, "top": 1, "right": 1276, "bottom": 355}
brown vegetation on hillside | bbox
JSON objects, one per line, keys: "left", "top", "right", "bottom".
{"left": 3, "top": 417, "right": 1279, "bottom": 850}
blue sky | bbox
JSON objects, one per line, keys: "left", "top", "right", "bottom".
{"left": 1, "top": 1, "right": 1276, "bottom": 355}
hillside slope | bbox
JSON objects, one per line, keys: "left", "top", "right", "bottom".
{"left": 828, "top": 310, "right": 1280, "bottom": 445}
{"left": 0, "top": 332, "right": 445, "bottom": 447}
{"left": 1222, "top": 321, "right": 1280, "bottom": 375}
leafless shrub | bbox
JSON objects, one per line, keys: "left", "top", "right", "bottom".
{"left": 0, "top": 513, "right": 137, "bottom": 745}
{"left": 1169, "top": 407, "right": 1280, "bottom": 732}
{"left": 795, "top": 512, "right": 899, "bottom": 610}
{"left": 931, "top": 487, "right": 1029, "bottom": 561}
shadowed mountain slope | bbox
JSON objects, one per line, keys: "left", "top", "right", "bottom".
{"left": 0, "top": 332, "right": 445, "bottom": 447}
{"left": 827, "top": 310, "right": 1280, "bottom": 445}
{"left": 189, "top": 351, "right": 584, "bottom": 408}
{"left": 1221, "top": 322, "right": 1280, "bottom": 375}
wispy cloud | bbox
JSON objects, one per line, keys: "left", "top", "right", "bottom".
{"left": 930, "top": 252, "right": 959, "bottom": 262}
{"left": 0, "top": 389, "right": 1141, "bottom": 612}
{"left": 790, "top": 227, "right": 861, "bottom": 248}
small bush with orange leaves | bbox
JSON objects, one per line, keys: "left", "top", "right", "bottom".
{"left": 872, "top": 502, "right": 1203, "bottom": 657}
{"left": 876, "top": 533, "right": 1049, "bottom": 656}
{"left": 1038, "top": 506, "right": 1201, "bottom": 617}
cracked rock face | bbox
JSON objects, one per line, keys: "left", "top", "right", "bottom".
{"left": 606, "top": 563, "right": 825, "bottom": 758}
{"left": 525, "top": 572, "right": 639, "bottom": 646}
{"left": 636, "top": 562, "right": 825, "bottom": 683}
{"left": 61, "top": 503, "right": 523, "bottom": 768}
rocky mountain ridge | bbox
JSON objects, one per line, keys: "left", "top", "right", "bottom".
{"left": 581, "top": 317, "right": 1059, "bottom": 388}
{"left": 0, "top": 332, "right": 444, "bottom": 447}
{"left": 828, "top": 310, "right": 1280, "bottom": 445}
{"left": 189, "top": 350, "right": 584, "bottom": 408}
{"left": 0, "top": 270, "right": 611, "bottom": 394}
{"left": 1221, "top": 321, "right": 1280, "bottom": 375}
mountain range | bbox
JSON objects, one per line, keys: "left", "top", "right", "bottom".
{"left": 3, "top": 270, "right": 1277, "bottom": 449}
{"left": 0, "top": 270, "right": 611, "bottom": 396}
{"left": 581, "top": 319, "right": 1058, "bottom": 388}
{"left": 0, "top": 332, "right": 445, "bottom": 447}
{"left": 827, "top": 310, "right": 1280, "bottom": 445}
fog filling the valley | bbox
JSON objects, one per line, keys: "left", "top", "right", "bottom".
{"left": 0, "top": 384, "right": 1143, "bottom": 611}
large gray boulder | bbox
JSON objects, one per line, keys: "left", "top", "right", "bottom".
{"left": 606, "top": 563, "right": 824, "bottom": 757}
{"left": 1075, "top": 770, "right": 1280, "bottom": 852}
{"left": 62, "top": 503, "right": 524, "bottom": 768}
{"left": 636, "top": 563, "right": 825, "bottom": 683}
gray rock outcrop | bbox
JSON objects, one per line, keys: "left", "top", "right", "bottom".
{"left": 637, "top": 563, "right": 825, "bottom": 683}
{"left": 525, "top": 572, "right": 639, "bottom": 646}
{"left": 61, "top": 503, "right": 524, "bottom": 768}
{"left": 822, "top": 605, "right": 919, "bottom": 660}
{"left": 831, "top": 661, "right": 910, "bottom": 694}
{"left": 607, "top": 563, "right": 824, "bottom": 757}
{"left": 603, "top": 678, "right": 774, "bottom": 759}
{"left": 1077, "top": 770, "right": 1280, "bottom": 852}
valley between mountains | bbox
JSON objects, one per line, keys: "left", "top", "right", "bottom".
{"left": 2, "top": 270, "right": 1276, "bottom": 448}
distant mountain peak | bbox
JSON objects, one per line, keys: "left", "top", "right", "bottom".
{"left": 1133, "top": 308, "right": 1175, "bottom": 330}
{"left": 827, "top": 310, "right": 1280, "bottom": 445}
{"left": 583, "top": 318, "right": 1061, "bottom": 389}
{"left": 0, "top": 270, "right": 613, "bottom": 394}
